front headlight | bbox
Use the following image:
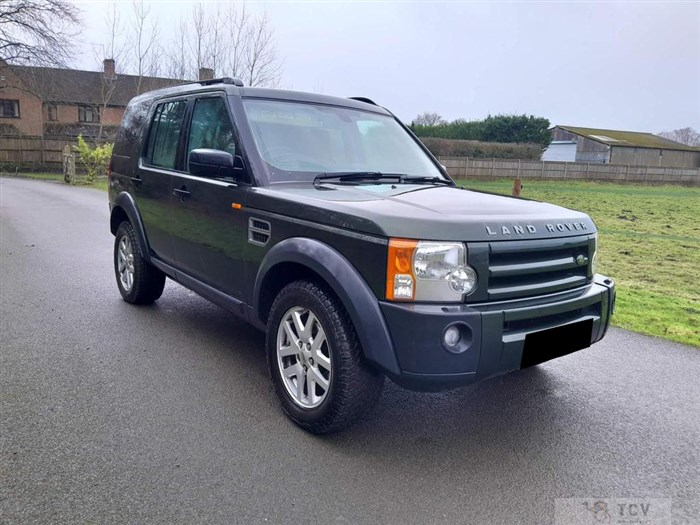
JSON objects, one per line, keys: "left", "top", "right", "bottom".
{"left": 414, "top": 242, "right": 463, "bottom": 280}
{"left": 386, "top": 239, "right": 477, "bottom": 301}
{"left": 447, "top": 266, "right": 478, "bottom": 294}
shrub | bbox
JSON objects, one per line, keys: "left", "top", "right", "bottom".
{"left": 419, "top": 137, "right": 542, "bottom": 160}
{"left": 73, "top": 134, "right": 113, "bottom": 184}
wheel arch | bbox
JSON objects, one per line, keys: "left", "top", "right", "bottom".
{"left": 253, "top": 238, "right": 400, "bottom": 375}
{"left": 110, "top": 192, "right": 151, "bottom": 261}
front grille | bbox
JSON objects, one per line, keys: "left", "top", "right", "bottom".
{"left": 485, "top": 235, "right": 593, "bottom": 301}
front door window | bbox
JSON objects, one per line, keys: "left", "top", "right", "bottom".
{"left": 187, "top": 97, "right": 237, "bottom": 171}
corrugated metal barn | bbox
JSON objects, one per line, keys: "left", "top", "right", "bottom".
{"left": 542, "top": 126, "right": 700, "bottom": 167}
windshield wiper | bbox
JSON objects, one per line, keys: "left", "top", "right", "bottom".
{"left": 402, "top": 176, "right": 454, "bottom": 186}
{"left": 313, "top": 172, "right": 407, "bottom": 185}
{"left": 313, "top": 172, "right": 454, "bottom": 186}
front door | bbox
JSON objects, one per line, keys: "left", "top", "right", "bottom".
{"left": 170, "top": 94, "right": 249, "bottom": 300}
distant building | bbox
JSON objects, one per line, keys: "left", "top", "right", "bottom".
{"left": 0, "top": 60, "right": 212, "bottom": 142}
{"left": 542, "top": 125, "right": 700, "bottom": 168}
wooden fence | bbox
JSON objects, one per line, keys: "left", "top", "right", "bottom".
{"left": 438, "top": 156, "right": 700, "bottom": 186}
{"left": 2, "top": 136, "right": 698, "bottom": 186}
{"left": 0, "top": 136, "right": 108, "bottom": 171}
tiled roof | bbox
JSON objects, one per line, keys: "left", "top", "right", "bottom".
{"left": 6, "top": 64, "right": 185, "bottom": 107}
{"left": 557, "top": 126, "right": 700, "bottom": 152}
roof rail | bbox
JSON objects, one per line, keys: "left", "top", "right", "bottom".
{"left": 349, "top": 96, "right": 377, "bottom": 106}
{"left": 200, "top": 77, "right": 244, "bottom": 87}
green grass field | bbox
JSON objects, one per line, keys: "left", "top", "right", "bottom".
{"left": 458, "top": 179, "right": 700, "bottom": 347}
{"left": 4, "top": 172, "right": 698, "bottom": 347}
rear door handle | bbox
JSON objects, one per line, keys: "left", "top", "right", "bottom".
{"left": 173, "top": 186, "right": 191, "bottom": 199}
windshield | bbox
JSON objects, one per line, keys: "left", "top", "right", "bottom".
{"left": 242, "top": 99, "right": 444, "bottom": 183}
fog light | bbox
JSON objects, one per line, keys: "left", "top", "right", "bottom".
{"left": 444, "top": 325, "right": 461, "bottom": 347}
{"left": 442, "top": 323, "right": 473, "bottom": 354}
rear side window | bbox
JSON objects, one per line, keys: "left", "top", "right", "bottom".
{"left": 146, "top": 100, "right": 187, "bottom": 170}
{"left": 113, "top": 99, "right": 152, "bottom": 159}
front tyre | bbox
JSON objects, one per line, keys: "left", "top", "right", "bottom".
{"left": 114, "top": 221, "right": 165, "bottom": 305}
{"left": 266, "top": 280, "right": 384, "bottom": 434}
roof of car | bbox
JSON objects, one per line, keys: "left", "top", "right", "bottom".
{"left": 130, "top": 81, "right": 391, "bottom": 115}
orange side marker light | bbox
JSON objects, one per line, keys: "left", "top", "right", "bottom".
{"left": 386, "top": 238, "right": 418, "bottom": 301}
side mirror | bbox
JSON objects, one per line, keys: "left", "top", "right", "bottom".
{"left": 189, "top": 149, "right": 246, "bottom": 180}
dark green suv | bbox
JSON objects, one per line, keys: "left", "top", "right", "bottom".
{"left": 108, "top": 78, "right": 615, "bottom": 433}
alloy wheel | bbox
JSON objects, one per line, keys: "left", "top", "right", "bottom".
{"left": 276, "top": 306, "right": 332, "bottom": 408}
{"left": 117, "top": 234, "right": 135, "bottom": 292}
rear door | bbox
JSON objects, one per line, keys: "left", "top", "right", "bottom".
{"left": 170, "top": 94, "right": 250, "bottom": 300}
{"left": 136, "top": 98, "right": 188, "bottom": 265}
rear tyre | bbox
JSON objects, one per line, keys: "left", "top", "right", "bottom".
{"left": 114, "top": 221, "right": 165, "bottom": 305}
{"left": 266, "top": 280, "right": 384, "bottom": 434}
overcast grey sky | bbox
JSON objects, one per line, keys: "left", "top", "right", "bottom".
{"left": 74, "top": 1, "right": 700, "bottom": 133}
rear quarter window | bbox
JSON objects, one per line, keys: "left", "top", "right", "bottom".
{"left": 113, "top": 99, "right": 153, "bottom": 159}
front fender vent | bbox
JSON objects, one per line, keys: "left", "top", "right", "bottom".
{"left": 248, "top": 218, "right": 271, "bottom": 246}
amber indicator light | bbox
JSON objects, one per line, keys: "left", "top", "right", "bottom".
{"left": 386, "top": 238, "right": 418, "bottom": 300}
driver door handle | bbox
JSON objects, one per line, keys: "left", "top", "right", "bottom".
{"left": 173, "top": 186, "right": 191, "bottom": 199}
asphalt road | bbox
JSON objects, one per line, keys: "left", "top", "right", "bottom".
{"left": 1, "top": 177, "right": 698, "bottom": 525}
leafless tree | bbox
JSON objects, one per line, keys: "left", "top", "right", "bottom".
{"left": 224, "top": 3, "right": 250, "bottom": 83}
{"left": 0, "top": 0, "right": 81, "bottom": 66}
{"left": 658, "top": 127, "right": 700, "bottom": 147}
{"left": 130, "top": 0, "right": 159, "bottom": 92}
{"left": 108, "top": 4, "right": 128, "bottom": 67}
{"left": 241, "top": 11, "right": 282, "bottom": 87}
{"left": 187, "top": 2, "right": 283, "bottom": 86}
{"left": 204, "top": 5, "right": 226, "bottom": 78}
{"left": 189, "top": 3, "right": 207, "bottom": 75}
{"left": 413, "top": 112, "right": 448, "bottom": 126}
{"left": 313, "top": 80, "right": 325, "bottom": 94}
{"left": 162, "top": 17, "right": 190, "bottom": 80}
{"left": 95, "top": 1, "right": 283, "bottom": 87}
{"left": 91, "top": 2, "right": 127, "bottom": 142}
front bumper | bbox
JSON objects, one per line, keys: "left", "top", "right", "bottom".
{"left": 379, "top": 275, "right": 615, "bottom": 391}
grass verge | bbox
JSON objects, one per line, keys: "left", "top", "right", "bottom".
{"left": 1, "top": 171, "right": 108, "bottom": 192}
{"left": 458, "top": 179, "right": 700, "bottom": 347}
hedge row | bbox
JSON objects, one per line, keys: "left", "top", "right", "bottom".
{"left": 411, "top": 114, "right": 551, "bottom": 147}
{"left": 419, "top": 137, "right": 543, "bottom": 160}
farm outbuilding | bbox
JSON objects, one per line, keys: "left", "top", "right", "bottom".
{"left": 542, "top": 126, "right": 700, "bottom": 167}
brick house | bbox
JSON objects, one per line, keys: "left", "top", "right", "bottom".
{"left": 0, "top": 59, "right": 194, "bottom": 141}
{"left": 0, "top": 60, "right": 215, "bottom": 168}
